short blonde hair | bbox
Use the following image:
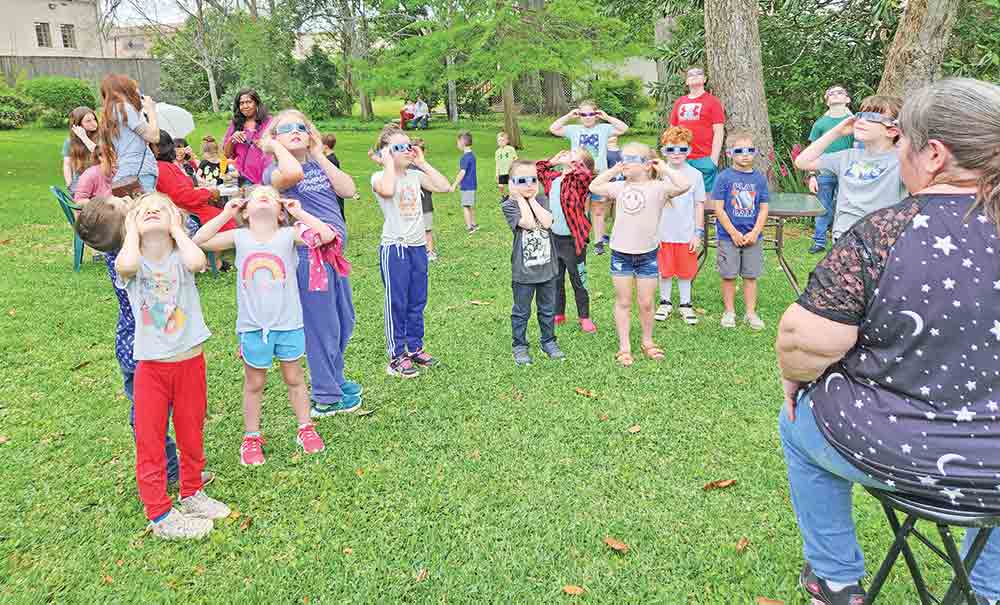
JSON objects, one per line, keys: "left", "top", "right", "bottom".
{"left": 76, "top": 196, "right": 127, "bottom": 252}
{"left": 726, "top": 128, "right": 755, "bottom": 148}
{"left": 235, "top": 186, "right": 290, "bottom": 228}
{"left": 508, "top": 160, "right": 537, "bottom": 177}
{"left": 261, "top": 109, "right": 321, "bottom": 158}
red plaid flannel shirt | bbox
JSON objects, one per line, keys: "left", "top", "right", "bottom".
{"left": 535, "top": 160, "right": 594, "bottom": 256}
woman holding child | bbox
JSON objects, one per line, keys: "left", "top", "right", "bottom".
{"left": 776, "top": 77, "right": 1000, "bottom": 605}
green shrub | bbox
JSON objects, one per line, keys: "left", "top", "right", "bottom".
{"left": 0, "top": 104, "right": 24, "bottom": 130}
{"left": 0, "top": 89, "right": 41, "bottom": 122}
{"left": 19, "top": 77, "right": 97, "bottom": 118}
{"left": 38, "top": 108, "right": 67, "bottom": 129}
{"left": 586, "top": 77, "right": 648, "bottom": 127}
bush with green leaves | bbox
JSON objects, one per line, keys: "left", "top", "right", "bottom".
{"left": 586, "top": 77, "right": 648, "bottom": 127}
{"left": 18, "top": 77, "right": 96, "bottom": 118}
{"left": 291, "top": 46, "right": 353, "bottom": 119}
{"left": 0, "top": 89, "right": 41, "bottom": 127}
{"left": 0, "top": 104, "right": 24, "bottom": 130}
{"left": 38, "top": 108, "right": 67, "bottom": 129}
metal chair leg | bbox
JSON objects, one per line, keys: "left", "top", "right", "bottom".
{"left": 880, "top": 504, "right": 935, "bottom": 605}
{"left": 940, "top": 526, "right": 992, "bottom": 605}
{"left": 865, "top": 512, "right": 920, "bottom": 604}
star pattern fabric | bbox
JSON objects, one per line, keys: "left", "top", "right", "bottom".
{"left": 798, "top": 194, "right": 1000, "bottom": 510}
{"left": 104, "top": 251, "right": 137, "bottom": 373}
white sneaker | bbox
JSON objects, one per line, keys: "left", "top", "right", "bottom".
{"left": 655, "top": 301, "right": 672, "bottom": 321}
{"left": 149, "top": 508, "right": 212, "bottom": 540}
{"left": 679, "top": 305, "right": 698, "bottom": 325}
{"left": 745, "top": 313, "right": 765, "bottom": 331}
{"left": 720, "top": 312, "right": 736, "bottom": 329}
{"left": 180, "top": 490, "right": 231, "bottom": 520}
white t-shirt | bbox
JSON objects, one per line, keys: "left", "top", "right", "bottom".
{"left": 371, "top": 169, "right": 426, "bottom": 246}
{"left": 658, "top": 164, "right": 706, "bottom": 243}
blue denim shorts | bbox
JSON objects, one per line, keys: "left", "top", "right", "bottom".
{"left": 239, "top": 328, "right": 306, "bottom": 369}
{"left": 610, "top": 248, "right": 659, "bottom": 279}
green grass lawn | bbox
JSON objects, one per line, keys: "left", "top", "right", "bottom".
{"left": 0, "top": 116, "right": 946, "bottom": 604}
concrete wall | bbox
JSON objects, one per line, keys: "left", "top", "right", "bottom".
{"left": 0, "top": 0, "right": 106, "bottom": 58}
{"left": 0, "top": 56, "right": 162, "bottom": 98}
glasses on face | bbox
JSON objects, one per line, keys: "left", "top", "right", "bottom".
{"left": 275, "top": 122, "right": 309, "bottom": 136}
{"left": 686, "top": 69, "right": 704, "bottom": 78}
{"left": 661, "top": 145, "right": 690, "bottom": 155}
{"left": 621, "top": 154, "right": 646, "bottom": 165}
{"left": 825, "top": 88, "right": 848, "bottom": 98}
{"left": 857, "top": 111, "right": 897, "bottom": 127}
{"left": 510, "top": 175, "right": 538, "bottom": 186}
{"left": 730, "top": 147, "right": 756, "bottom": 156}
{"left": 391, "top": 143, "right": 413, "bottom": 153}
{"left": 578, "top": 111, "right": 598, "bottom": 118}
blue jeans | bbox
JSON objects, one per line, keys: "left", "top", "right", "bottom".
{"left": 780, "top": 391, "right": 998, "bottom": 597}
{"left": 812, "top": 175, "right": 838, "bottom": 246}
{"left": 512, "top": 279, "right": 557, "bottom": 348}
{"left": 124, "top": 368, "right": 180, "bottom": 483}
{"left": 413, "top": 115, "right": 428, "bottom": 129}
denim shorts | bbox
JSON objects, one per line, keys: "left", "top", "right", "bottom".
{"left": 239, "top": 328, "right": 306, "bottom": 369}
{"left": 610, "top": 248, "right": 659, "bottom": 279}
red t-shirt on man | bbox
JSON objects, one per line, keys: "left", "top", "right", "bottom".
{"left": 669, "top": 92, "right": 725, "bottom": 160}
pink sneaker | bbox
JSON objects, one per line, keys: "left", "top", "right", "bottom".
{"left": 296, "top": 424, "right": 326, "bottom": 454}
{"left": 579, "top": 318, "right": 597, "bottom": 333}
{"left": 554, "top": 314, "right": 567, "bottom": 326}
{"left": 240, "top": 435, "right": 265, "bottom": 466}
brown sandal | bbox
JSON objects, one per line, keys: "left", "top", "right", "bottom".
{"left": 641, "top": 343, "right": 665, "bottom": 361}
{"left": 615, "top": 351, "right": 634, "bottom": 367}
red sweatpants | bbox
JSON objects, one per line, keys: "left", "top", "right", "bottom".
{"left": 134, "top": 354, "right": 207, "bottom": 520}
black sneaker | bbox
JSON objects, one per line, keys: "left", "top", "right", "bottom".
{"left": 387, "top": 355, "right": 419, "bottom": 378}
{"left": 799, "top": 563, "right": 866, "bottom": 605}
{"left": 809, "top": 243, "right": 826, "bottom": 254}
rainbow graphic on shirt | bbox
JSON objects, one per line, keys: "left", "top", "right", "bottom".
{"left": 241, "top": 252, "right": 287, "bottom": 289}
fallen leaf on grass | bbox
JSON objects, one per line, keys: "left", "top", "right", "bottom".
{"left": 598, "top": 414, "right": 609, "bottom": 422}
{"left": 194, "top": 565, "right": 206, "bottom": 575}
{"left": 71, "top": 360, "right": 91, "bottom": 371}
{"left": 355, "top": 468, "right": 365, "bottom": 477}
{"left": 603, "top": 536, "right": 629, "bottom": 554}
{"left": 0, "top": 436, "right": 8, "bottom": 445}
{"left": 756, "top": 598, "right": 784, "bottom": 605}
{"left": 574, "top": 387, "right": 597, "bottom": 398}
{"left": 7, "top": 309, "right": 14, "bottom": 317}
{"left": 302, "top": 598, "right": 310, "bottom": 604}
{"left": 355, "top": 408, "right": 376, "bottom": 417}
{"left": 469, "top": 300, "right": 491, "bottom": 306}
{"left": 703, "top": 479, "right": 738, "bottom": 491}
{"left": 101, "top": 575, "right": 113, "bottom": 585}
{"left": 696, "top": 307, "right": 707, "bottom": 315}
{"left": 473, "top": 271, "right": 481, "bottom": 277}
{"left": 239, "top": 516, "right": 253, "bottom": 531}
{"left": 563, "top": 585, "right": 585, "bottom": 596}
{"left": 227, "top": 510, "right": 242, "bottom": 521}
{"left": 415, "top": 568, "right": 429, "bottom": 582}
{"left": 115, "top": 559, "right": 124, "bottom": 567}
{"left": 342, "top": 547, "right": 353, "bottom": 555}
{"left": 469, "top": 449, "right": 481, "bottom": 460}
{"left": 627, "top": 424, "right": 641, "bottom": 434}
{"left": 736, "top": 536, "right": 750, "bottom": 552}
{"left": 0, "top": 239, "right": 12, "bottom": 245}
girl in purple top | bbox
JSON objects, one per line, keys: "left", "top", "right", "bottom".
{"left": 223, "top": 89, "right": 273, "bottom": 185}
{"left": 261, "top": 109, "right": 360, "bottom": 417}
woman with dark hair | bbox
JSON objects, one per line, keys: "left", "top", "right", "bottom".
{"left": 777, "top": 77, "right": 1000, "bottom": 605}
{"left": 155, "top": 130, "right": 235, "bottom": 233}
{"left": 62, "top": 106, "right": 99, "bottom": 193}
{"left": 223, "top": 89, "right": 272, "bottom": 185}
{"left": 99, "top": 73, "right": 160, "bottom": 193}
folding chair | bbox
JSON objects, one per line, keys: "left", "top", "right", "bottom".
{"left": 51, "top": 186, "right": 85, "bottom": 272}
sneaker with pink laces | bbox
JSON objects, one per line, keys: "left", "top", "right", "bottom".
{"left": 579, "top": 318, "right": 597, "bottom": 333}
{"left": 296, "top": 424, "right": 325, "bottom": 454}
{"left": 240, "top": 435, "right": 265, "bottom": 466}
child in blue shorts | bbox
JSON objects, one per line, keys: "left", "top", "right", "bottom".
{"left": 194, "top": 186, "right": 338, "bottom": 466}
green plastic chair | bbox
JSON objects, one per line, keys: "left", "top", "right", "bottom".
{"left": 51, "top": 186, "right": 85, "bottom": 272}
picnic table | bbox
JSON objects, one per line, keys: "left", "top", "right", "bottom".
{"left": 696, "top": 192, "right": 823, "bottom": 295}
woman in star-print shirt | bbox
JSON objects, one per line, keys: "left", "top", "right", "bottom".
{"left": 776, "top": 78, "right": 1000, "bottom": 605}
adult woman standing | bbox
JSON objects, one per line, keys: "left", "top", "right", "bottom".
{"left": 98, "top": 74, "right": 160, "bottom": 193}
{"left": 776, "top": 77, "right": 1000, "bottom": 605}
{"left": 62, "top": 106, "right": 99, "bottom": 193}
{"left": 223, "top": 89, "right": 272, "bottom": 185}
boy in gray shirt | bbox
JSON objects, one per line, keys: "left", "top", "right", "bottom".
{"left": 501, "top": 161, "right": 564, "bottom": 365}
{"left": 795, "top": 95, "right": 908, "bottom": 241}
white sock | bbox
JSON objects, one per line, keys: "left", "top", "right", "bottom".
{"left": 678, "top": 279, "right": 692, "bottom": 305}
{"left": 825, "top": 580, "right": 854, "bottom": 592}
{"left": 659, "top": 278, "right": 672, "bottom": 303}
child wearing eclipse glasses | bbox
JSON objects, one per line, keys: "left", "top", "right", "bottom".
{"left": 371, "top": 125, "right": 452, "bottom": 378}
{"left": 795, "top": 95, "right": 907, "bottom": 241}
{"left": 655, "top": 127, "right": 707, "bottom": 326}
{"left": 805, "top": 85, "right": 854, "bottom": 254}
{"left": 501, "top": 161, "right": 565, "bottom": 366}
{"left": 710, "top": 129, "right": 770, "bottom": 331}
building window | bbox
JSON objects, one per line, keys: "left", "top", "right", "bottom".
{"left": 60, "top": 24, "right": 76, "bottom": 49}
{"left": 35, "top": 23, "right": 52, "bottom": 48}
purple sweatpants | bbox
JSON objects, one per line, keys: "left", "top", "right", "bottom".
{"left": 297, "top": 249, "right": 355, "bottom": 404}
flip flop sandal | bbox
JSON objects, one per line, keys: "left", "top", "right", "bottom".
{"left": 641, "top": 343, "right": 665, "bottom": 361}
{"left": 615, "top": 351, "right": 634, "bottom": 367}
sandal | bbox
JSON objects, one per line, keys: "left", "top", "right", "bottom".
{"left": 641, "top": 343, "right": 665, "bottom": 361}
{"left": 615, "top": 351, "right": 634, "bottom": 367}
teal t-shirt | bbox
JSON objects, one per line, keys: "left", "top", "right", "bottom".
{"left": 810, "top": 114, "right": 854, "bottom": 177}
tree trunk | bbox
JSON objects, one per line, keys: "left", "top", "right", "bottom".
{"left": 502, "top": 81, "right": 522, "bottom": 148}
{"left": 247, "top": 0, "right": 258, "bottom": 19}
{"left": 654, "top": 15, "right": 675, "bottom": 124}
{"left": 446, "top": 54, "right": 458, "bottom": 123}
{"left": 205, "top": 63, "right": 220, "bottom": 113}
{"left": 542, "top": 72, "right": 568, "bottom": 115}
{"left": 704, "top": 0, "right": 775, "bottom": 185}
{"left": 193, "top": 0, "right": 220, "bottom": 113}
{"left": 877, "top": 0, "right": 960, "bottom": 97}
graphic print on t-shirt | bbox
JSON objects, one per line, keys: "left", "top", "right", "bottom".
{"left": 845, "top": 159, "right": 888, "bottom": 182}
{"left": 619, "top": 188, "right": 647, "bottom": 215}
{"left": 241, "top": 251, "right": 286, "bottom": 290}
{"left": 677, "top": 103, "right": 703, "bottom": 122}
{"left": 522, "top": 228, "right": 552, "bottom": 268}
{"left": 730, "top": 184, "right": 758, "bottom": 218}
{"left": 138, "top": 266, "right": 187, "bottom": 334}
{"left": 578, "top": 133, "right": 600, "bottom": 160}
{"left": 398, "top": 179, "right": 421, "bottom": 220}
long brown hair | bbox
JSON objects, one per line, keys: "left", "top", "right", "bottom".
{"left": 67, "top": 107, "right": 98, "bottom": 175}
{"left": 98, "top": 74, "right": 142, "bottom": 173}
